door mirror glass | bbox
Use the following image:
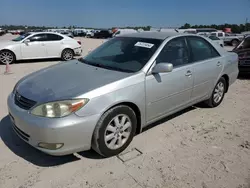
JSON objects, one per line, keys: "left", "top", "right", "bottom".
{"left": 24, "top": 39, "right": 30, "bottom": 45}
{"left": 152, "top": 63, "right": 173, "bottom": 74}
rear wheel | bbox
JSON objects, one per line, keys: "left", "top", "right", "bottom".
{"left": 205, "top": 77, "right": 226, "bottom": 107}
{"left": 61, "top": 49, "right": 74, "bottom": 61}
{"left": 92, "top": 105, "right": 137, "bottom": 157}
{"left": 231, "top": 39, "right": 239, "bottom": 47}
{"left": 0, "top": 50, "right": 15, "bottom": 64}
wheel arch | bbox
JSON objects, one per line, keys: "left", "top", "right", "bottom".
{"left": 100, "top": 102, "right": 142, "bottom": 135}
{"left": 221, "top": 74, "right": 229, "bottom": 93}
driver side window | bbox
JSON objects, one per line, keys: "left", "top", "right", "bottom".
{"left": 28, "top": 34, "right": 47, "bottom": 42}
{"left": 156, "top": 37, "right": 189, "bottom": 67}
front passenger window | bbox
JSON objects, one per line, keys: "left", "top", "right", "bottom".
{"left": 156, "top": 37, "right": 189, "bottom": 67}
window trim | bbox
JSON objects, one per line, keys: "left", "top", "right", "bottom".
{"left": 155, "top": 36, "right": 192, "bottom": 69}
{"left": 186, "top": 36, "right": 221, "bottom": 64}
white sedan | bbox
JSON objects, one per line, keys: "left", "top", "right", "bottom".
{"left": 0, "top": 32, "right": 82, "bottom": 64}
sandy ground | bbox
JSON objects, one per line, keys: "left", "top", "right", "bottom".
{"left": 0, "top": 34, "right": 249, "bottom": 188}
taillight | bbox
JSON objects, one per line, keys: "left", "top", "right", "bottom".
{"left": 77, "top": 41, "right": 81, "bottom": 45}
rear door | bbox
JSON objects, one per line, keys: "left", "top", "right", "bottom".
{"left": 43, "top": 34, "right": 64, "bottom": 58}
{"left": 21, "top": 34, "right": 47, "bottom": 59}
{"left": 186, "top": 36, "right": 223, "bottom": 102}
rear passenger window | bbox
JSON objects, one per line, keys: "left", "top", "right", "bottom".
{"left": 187, "top": 36, "right": 220, "bottom": 62}
{"left": 46, "top": 34, "right": 63, "bottom": 41}
{"left": 156, "top": 37, "right": 189, "bottom": 67}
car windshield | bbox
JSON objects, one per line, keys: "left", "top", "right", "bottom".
{"left": 12, "top": 33, "right": 30, "bottom": 41}
{"left": 234, "top": 37, "right": 250, "bottom": 50}
{"left": 79, "top": 37, "right": 163, "bottom": 73}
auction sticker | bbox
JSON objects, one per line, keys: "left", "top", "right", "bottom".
{"left": 135, "top": 42, "right": 154, "bottom": 48}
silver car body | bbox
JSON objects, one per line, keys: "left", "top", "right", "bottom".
{"left": 8, "top": 32, "right": 239, "bottom": 156}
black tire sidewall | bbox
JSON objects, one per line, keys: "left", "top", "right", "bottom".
{"left": 211, "top": 78, "right": 226, "bottom": 107}
{"left": 93, "top": 106, "right": 137, "bottom": 157}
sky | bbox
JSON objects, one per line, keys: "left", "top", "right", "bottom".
{"left": 0, "top": 0, "right": 249, "bottom": 28}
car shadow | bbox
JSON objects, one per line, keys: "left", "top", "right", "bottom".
{"left": 0, "top": 106, "right": 198, "bottom": 166}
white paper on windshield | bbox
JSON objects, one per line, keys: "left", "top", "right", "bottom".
{"left": 134, "top": 42, "right": 154, "bottom": 48}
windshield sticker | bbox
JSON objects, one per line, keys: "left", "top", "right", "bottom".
{"left": 135, "top": 42, "right": 154, "bottom": 48}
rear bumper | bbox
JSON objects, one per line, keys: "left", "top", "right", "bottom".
{"left": 74, "top": 47, "right": 82, "bottom": 56}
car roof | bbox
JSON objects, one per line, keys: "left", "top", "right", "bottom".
{"left": 28, "top": 32, "right": 63, "bottom": 35}
{"left": 120, "top": 31, "right": 185, "bottom": 40}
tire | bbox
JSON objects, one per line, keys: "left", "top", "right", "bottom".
{"left": 61, "top": 49, "right": 74, "bottom": 61}
{"left": 205, "top": 77, "right": 226, "bottom": 108}
{"left": 92, "top": 105, "right": 137, "bottom": 157}
{"left": 231, "top": 39, "right": 239, "bottom": 47}
{"left": 0, "top": 50, "right": 15, "bottom": 64}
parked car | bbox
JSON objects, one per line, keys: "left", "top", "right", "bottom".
{"left": 8, "top": 32, "right": 238, "bottom": 157}
{"left": 59, "top": 31, "right": 74, "bottom": 38}
{"left": 232, "top": 35, "right": 250, "bottom": 73}
{"left": 93, "top": 29, "right": 112, "bottom": 39}
{"left": 0, "top": 32, "right": 82, "bottom": 64}
{"left": 210, "top": 32, "right": 244, "bottom": 46}
{"left": 207, "top": 35, "right": 224, "bottom": 47}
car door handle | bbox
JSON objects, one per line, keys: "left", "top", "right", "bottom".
{"left": 185, "top": 70, "right": 192, "bottom": 76}
{"left": 217, "top": 61, "right": 222, "bottom": 67}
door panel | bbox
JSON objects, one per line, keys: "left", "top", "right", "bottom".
{"left": 44, "top": 34, "right": 64, "bottom": 57}
{"left": 21, "top": 42, "right": 47, "bottom": 59}
{"left": 146, "top": 65, "right": 194, "bottom": 122}
{"left": 191, "top": 57, "right": 223, "bottom": 101}
{"left": 21, "top": 34, "right": 47, "bottom": 59}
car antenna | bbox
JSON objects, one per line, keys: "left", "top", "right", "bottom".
{"left": 175, "top": 29, "right": 179, "bottom": 33}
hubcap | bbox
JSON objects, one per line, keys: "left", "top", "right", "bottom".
{"left": 213, "top": 82, "right": 224, "bottom": 103}
{"left": 63, "top": 50, "right": 73, "bottom": 60}
{"left": 0, "top": 52, "right": 13, "bottom": 64}
{"left": 104, "top": 114, "right": 132, "bottom": 150}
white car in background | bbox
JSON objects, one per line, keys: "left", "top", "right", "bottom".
{"left": 208, "top": 35, "right": 224, "bottom": 47}
{"left": 0, "top": 32, "right": 82, "bottom": 64}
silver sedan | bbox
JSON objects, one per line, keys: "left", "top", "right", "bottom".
{"left": 8, "top": 32, "right": 239, "bottom": 157}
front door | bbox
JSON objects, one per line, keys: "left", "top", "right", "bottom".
{"left": 186, "top": 36, "right": 223, "bottom": 102}
{"left": 21, "top": 34, "right": 47, "bottom": 59}
{"left": 146, "top": 37, "right": 194, "bottom": 122}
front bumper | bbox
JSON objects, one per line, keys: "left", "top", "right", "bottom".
{"left": 7, "top": 93, "right": 99, "bottom": 156}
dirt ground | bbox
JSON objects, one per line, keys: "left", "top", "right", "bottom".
{"left": 0, "top": 34, "right": 249, "bottom": 188}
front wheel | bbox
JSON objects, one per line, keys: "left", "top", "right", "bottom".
{"left": 0, "top": 50, "right": 15, "bottom": 64}
{"left": 205, "top": 77, "right": 226, "bottom": 107}
{"left": 92, "top": 105, "right": 137, "bottom": 157}
{"left": 61, "top": 49, "right": 74, "bottom": 61}
{"left": 231, "top": 39, "right": 239, "bottom": 47}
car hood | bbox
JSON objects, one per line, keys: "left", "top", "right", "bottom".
{"left": 16, "top": 60, "right": 133, "bottom": 103}
{"left": 0, "top": 41, "right": 17, "bottom": 49}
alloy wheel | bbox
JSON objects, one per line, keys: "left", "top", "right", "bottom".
{"left": 63, "top": 50, "right": 73, "bottom": 61}
{"left": 104, "top": 114, "right": 132, "bottom": 150}
{"left": 213, "top": 82, "right": 224, "bottom": 103}
{"left": 0, "top": 51, "right": 14, "bottom": 64}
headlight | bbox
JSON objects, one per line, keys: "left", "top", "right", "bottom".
{"left": 30, "top": 99, "right": 89, "bottom": 118}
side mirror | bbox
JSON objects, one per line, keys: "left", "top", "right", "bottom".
{"left": 152, "top": 63, "right": 173, "bottom": 74}
{"left": 24, "top": 39, "right": 30, "bottom": 45}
